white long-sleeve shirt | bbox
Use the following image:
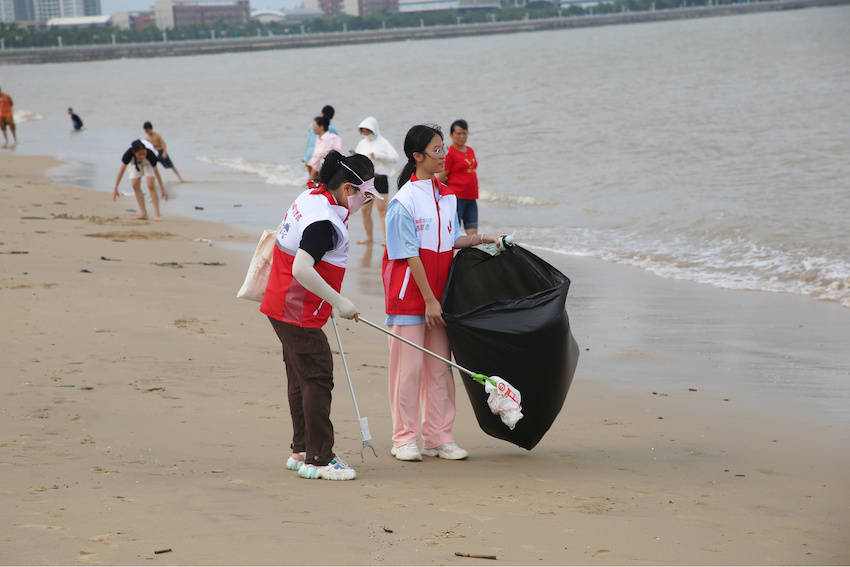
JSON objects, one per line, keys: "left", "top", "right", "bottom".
{"left": 354, "top": 116, "right": 400, "bottom": 176}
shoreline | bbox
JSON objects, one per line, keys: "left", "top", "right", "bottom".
{"left": 0, "top": 0, "right": 846, "bottom": 65}
{"left": 2, "top": 153, "right": 849, "bottom": 564}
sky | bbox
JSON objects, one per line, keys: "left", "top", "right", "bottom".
{"left": 101, "top": 0, "right": 303, "bottom": 15}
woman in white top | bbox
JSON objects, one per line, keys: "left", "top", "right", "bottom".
{"left": 354, "top": 116, "right": 399, "bottom": 244}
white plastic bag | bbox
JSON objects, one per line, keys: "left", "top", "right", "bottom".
{"left": 236, "top": 228, "right": 277, "bottom": 302}
{"left": 484, "top": 375, "right": 524, "bottom": 430}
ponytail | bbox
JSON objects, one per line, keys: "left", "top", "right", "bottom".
{"left": 396, "top": 158, "right": 417, "bottom": 190}
{"left": 397, "top": 124, "right": 443, "bottom": 189}
{"left": 320, "top": 150, "right": 375, "bottom": 190}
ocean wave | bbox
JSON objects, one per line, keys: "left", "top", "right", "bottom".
{"left": 518, "top": 227, "right": 850, "bottom": 308}
{"left": 196, "top": 156, "right": 305, "bottom": 187}
{"left": 478, "top": 189, "right": 546, "bottom": 206}
{"left": 12, "top": 110, "right": 42, "bottom": 123}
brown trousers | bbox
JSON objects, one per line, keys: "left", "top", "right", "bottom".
{"left": 268, "top": 317, "right": 335, "bottom": 467}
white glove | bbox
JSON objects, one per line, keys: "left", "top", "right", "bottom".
{"left": 292, "top": 249, "right": 358, "bottom": 318}
{"left": 332, "top": 295, "right": 357, "bottom": 319}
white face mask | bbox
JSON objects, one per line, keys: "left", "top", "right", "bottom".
{"left": 346, "top": 188, "right": 371, "bottom": 215}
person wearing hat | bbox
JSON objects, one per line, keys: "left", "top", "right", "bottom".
{"left": 260, "top": 150, "right": 381, "bottom": 481}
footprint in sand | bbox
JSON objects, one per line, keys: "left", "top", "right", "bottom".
{"left": 84, "top": 230, "right": 175, "bottom": 240}
{"left": 174, "top": 317, "right": 205, "bottom": 334}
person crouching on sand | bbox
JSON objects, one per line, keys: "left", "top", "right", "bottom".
{"left": 113, "top": 139, "right": 167, "bottom": 220}
{"left": 383, "top": 124, "right": 504, "bottom": 462}
{"left": 260, "top": 150, "right": 380, "bottom": 481}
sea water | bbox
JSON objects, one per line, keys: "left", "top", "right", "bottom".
{"left": 4, "top": 5, "right": 849, "bottom": 423}
{"left": 7, "top": 5, "right": 848, "bottom": 309}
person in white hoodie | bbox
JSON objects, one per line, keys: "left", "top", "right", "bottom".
{"left": 354, "top": 116, "right": 399, "bottom": 244}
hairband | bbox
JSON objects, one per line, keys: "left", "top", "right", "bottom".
{"left": 339, "top": 160, "right": 374, "bottom": 189}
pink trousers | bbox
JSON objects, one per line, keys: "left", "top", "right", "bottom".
{"left": 388, "top": 324, "right": 456, "bottom": 449}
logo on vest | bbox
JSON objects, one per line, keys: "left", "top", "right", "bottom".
{"left": 290, "top": 203, "right": 303, "bottom": 222}
{"left": 415, "top": 217, "right": 433, "bottom": 233}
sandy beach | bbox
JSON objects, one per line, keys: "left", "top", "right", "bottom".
{"left": 1, "top": 153, "right": 848, "bottom": 565}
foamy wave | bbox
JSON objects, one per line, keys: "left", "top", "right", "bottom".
{"left": 13, "top": 110, "right": 42, "bottom": 123}
{"left": 196, "top": 156, "right": 304, "bottom": 186}
{"left": 518, "top": 227, "right": 850, "bottom": 308}
{"left": 479, "top": 189, "right": 546, "bottom": 206}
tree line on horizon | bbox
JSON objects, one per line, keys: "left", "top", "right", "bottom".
{"left": 0, "top": 0, "right": 767, "bottom": 49}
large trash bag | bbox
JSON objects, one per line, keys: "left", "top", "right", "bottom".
{"left": 442, "top": 245, "right": 579, "bottom": 450}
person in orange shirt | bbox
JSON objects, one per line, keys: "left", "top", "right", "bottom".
{"left": 0, "top": 87, "right": 17, "bottom": 148}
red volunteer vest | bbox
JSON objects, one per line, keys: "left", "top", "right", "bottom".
{"left": 383, "top": 175, "right": 457, "bottom": 315}
{"left": 260, "top": 185, "right": 350, "bottom": 328}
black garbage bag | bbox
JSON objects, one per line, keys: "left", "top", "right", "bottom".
{"left": 442, "top": 245, "right": 579, "bottom": 450}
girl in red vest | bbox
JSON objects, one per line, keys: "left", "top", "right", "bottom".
{"left": 383, "top": 125, "right": 502, "bottom": 462}
{"left": 261, "top": 150, "right": 379, "bottom": 480}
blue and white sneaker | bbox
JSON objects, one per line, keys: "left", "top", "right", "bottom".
{"left": 286, "top": 452, "right": 306, "bottom": 471}
{"left": 318, "top": 455, "right": 356, "bottom": 481}
{"left": 298, "top": 463, "right": 320, "bottom": 479}
{"left": 298, "top": 455, "right": 357, "bottom": 480}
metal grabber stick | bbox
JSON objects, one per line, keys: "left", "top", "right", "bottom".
{"left": 330, "top": 314, "right": 378, "bottom": 462}
{"left": 357, "top": 316, "right": 496, "bottom": 388}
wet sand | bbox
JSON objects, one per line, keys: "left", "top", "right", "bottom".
{"left": 1, "top": 154, "right": 848, "bottom": 565}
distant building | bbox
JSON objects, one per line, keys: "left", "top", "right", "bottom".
{"left": 252, "top": 5, "right": 322, "bottom": 20}
{"left": 12, "top": 0, "right": 35, "bottom": 21}
{"left": 154, "top": 0, "right": 250, "bottom": 29}
{"left": 305, "top": 0, "right": 386, "bottom": 17}
{"left": 2, "top": 0, "right": 97, "bottom": 21}
{"left": 113, "top": 9, "right": 155, "bottom": 28}
{"left": 33, "top": 0, "right": 86, "bottom": 20}
{"left": 397, "top": 0, "right": 497, "bottom": 12}
{"left": 358, "top": 0, "right": 397, "bottom": 16}
{"left": 46, "top": 13, "right": 110, "bottom": 25}
{"left": 1, "top": 0, "right": 15, "bottom": 22}
{"left": 250, "top": 7, "right": 285, "bottom": 22}
{"left": 82, "top": 0, "right": 99, "bottom": 15}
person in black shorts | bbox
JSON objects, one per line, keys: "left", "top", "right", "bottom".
{"left": 68, "top": 108, "right": 83, "bottom": 131}
{"left": 144, "top": 121, "right": 185, "bottom": 182}
{"left": 113, "top": 139, "right": 167, "bottom": 220}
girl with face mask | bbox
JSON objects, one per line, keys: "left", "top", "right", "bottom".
{"left": 261, "top": 150, "right": 379, "bottom": 481}
{"left": 382, "top": 125, "right": 503, "bottom": 463}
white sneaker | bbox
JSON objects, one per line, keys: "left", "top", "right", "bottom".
{"left": 422, "top": 442, "right": 469, "bottom": 460}
{"left": 286, "top": 452, "right": 306, "bottom": 471}
{"left": 298, "top": 455, "right": 357, "bottom": 480}
{"left": 390, "top": 442, "right": 422, "bottom": 461}
{"left": 318, "top": 455, "right": 357, "bottom": 480}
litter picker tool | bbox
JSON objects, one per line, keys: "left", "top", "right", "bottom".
{"left": 357, "top": 316, "right": 523, "bottom": 429}
{"left": 330, "top": 314, "right": 378, "bottom": 462}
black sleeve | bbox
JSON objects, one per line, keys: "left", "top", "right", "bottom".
{"left": 146, "top": 149, "right": 158, "bottom": 166}
{"left": 299, "top": 220, "right": 336, "bottom": 266}
{"left": 121, "top": 148, "right": 133, "bottom": 164}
